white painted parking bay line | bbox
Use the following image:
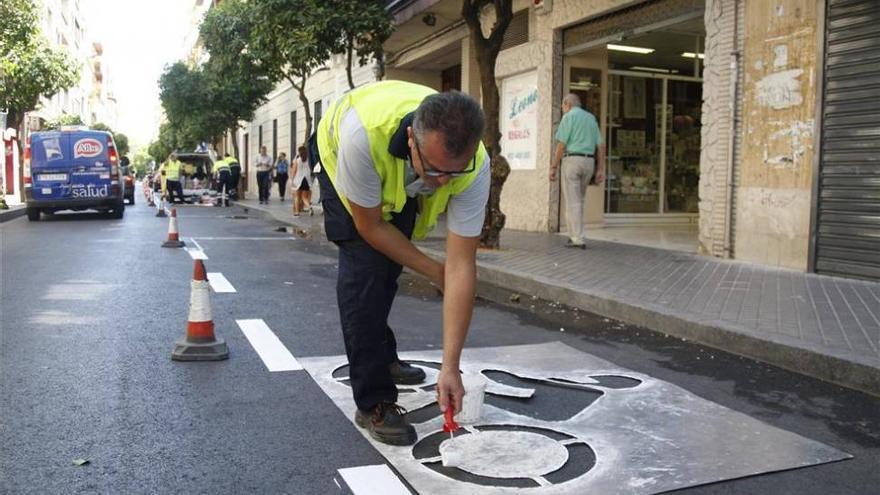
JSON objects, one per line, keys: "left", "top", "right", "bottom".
{"left": 186, "top": 248, "right": 208, "bottom": 260}
{"left": 236, "top": 319, "right": 302, "bottom": 372}
{"left": 207, "top": 272, "right": 236, "bottom": 293}
{"left": 337, "top": 465, "right": 410, "bottom": 495}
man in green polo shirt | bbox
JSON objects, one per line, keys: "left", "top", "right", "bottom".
{"left": 550, "top": 93, "right": 605, "bottom": 249}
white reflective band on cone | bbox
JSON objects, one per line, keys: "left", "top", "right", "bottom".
{"left": 188, "top": 280, "right": 212, "bottom": 322}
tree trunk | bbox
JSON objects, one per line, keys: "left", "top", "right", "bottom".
{"left": 288, "top": 75, "right": 312, "bottom": 142}
{"left": 230, "top": 127, "right": 240, "bottom": 161}
{"left": 462, "top": 0, "right": 513, "bottom": 249}
{"left": 346, "top": 37, "right": 355, "bottom": 90}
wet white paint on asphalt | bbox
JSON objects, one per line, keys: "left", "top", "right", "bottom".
{"left": 206, "top": 272, "right": 236, "bottom": 293}
{"left": 236, "top": 319, "right": 302, "bottom": 372}
{"left": 337, "top": 465, "right": 411, "bottom": 495}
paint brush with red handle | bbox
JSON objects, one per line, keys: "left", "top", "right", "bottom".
{"left": 442, "top": 402, "right": 459, "bottom": 439}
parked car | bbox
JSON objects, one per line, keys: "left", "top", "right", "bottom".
{"left": 23, "top": 127, "right": 125, "bottom": 220}
{"left": 122, "top": 163, "right": 135, "bottom": 205}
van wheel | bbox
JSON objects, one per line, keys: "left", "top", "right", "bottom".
{"left": 111, "top": 202, "right": 125, "bottom": 219}
{"left": 26, "top": 208, "right": 40, "bottom": 221}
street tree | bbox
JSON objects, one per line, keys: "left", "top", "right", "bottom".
{"left": 43, "top": 113, "right": 85, "bottom": 129}
{"left": 462, "top": 0, "right": 513, "bottom": 249}
{"left": 322, "top": 0, "right": 394, "bottom": 89}
{"left": 199, "top": 0, "right": 273, "bottom": 159}
{"left": 148, "top": 123, "right": 176, "bottom": 164}
{"left": 0, "top": 35, "right": 78, "bottom": 143}
{"left": 0, "top": 0, "right": 37, "bottom": 55}
{"left": 158, "top": 62, "right": 220, "bottom": 150}
{"left": 249, "top": 0, "right": 334, "bottom": 141}
{"left": 91, "top": 122, "right": 130, "bottom": 157}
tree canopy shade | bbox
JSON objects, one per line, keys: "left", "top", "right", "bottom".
{"left": 0, "top": 0, "right": 79, "bottom": 140}
{"left": 247, "top": 0, "right": 336, "bottom": 141}
{"left": 198, "top": 0, "right": 273, "bottom": 159}
{"left": 462, "top": 0, "right": 513, "bottom": 249}
{"left": 320, "top": 0, "right": 393, "bottom": 89}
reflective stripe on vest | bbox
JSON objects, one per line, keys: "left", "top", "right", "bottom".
{"left": 165, "top": 160, "right": 182, "bottom": 180}
{"left": 214, "top": 157, "right": 231, "bottom": 173}
{"left": 317, "top": 80, "right": 487, "bottom": 240}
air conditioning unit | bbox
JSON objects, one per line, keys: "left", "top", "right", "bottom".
{"left": 533, "top": 0, "right": 553, "bottom": 15}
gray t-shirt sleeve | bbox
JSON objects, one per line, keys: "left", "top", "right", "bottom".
{"left": 334, "top": 109, "right": 382, "bottom": 208}
{"left": 446, "top": 154, "right": 491, "bottom": 237}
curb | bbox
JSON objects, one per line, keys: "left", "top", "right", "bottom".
{"left": 450, "top": 253, "right": 880, "bottom": 398}
{"left": 226, "top": 201, "right": 880, "bottom": 397}
{"left": 0, "top": 206, "right": 26, "bottom": 223}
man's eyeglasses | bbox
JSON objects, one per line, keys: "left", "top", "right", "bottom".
{"left": 413, "top": 138, "right": 477, "bottom": 177}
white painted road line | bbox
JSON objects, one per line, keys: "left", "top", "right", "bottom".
{"left": 190, "top": 237, "right": 296, "bottom": 241}
{"left": 186, "top": 248, "right": 208, "bottom": 260}
{"left": 236, "top": 319, "right": 302, "bottom": 372}
{"left": 337, "top": 465, "right": 411, "bottom": 495}
{"left": 207, "top": 272, "right": 236, "bottom": 293}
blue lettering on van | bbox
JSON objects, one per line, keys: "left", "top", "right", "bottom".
{"left": 71, "top": 184, "right": 109, "bottom": 198}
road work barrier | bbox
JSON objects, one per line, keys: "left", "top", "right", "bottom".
{"left": 171, "top": 259, "right": 229, "bottom": 361}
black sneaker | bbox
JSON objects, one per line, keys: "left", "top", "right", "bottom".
{"left": 354, "top": 403, "right": 417, "bottom": 446}
{"left": 389, "top": 361, "right": 426, "bottom": 385}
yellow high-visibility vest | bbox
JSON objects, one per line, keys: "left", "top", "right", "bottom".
{"left": 317, "top": 80, "right": 486, "bottom": 240}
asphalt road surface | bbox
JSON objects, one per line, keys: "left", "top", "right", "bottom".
{"left": 1, "top": 195, "right": 877, "bottom": 494}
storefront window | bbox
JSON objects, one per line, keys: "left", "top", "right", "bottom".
{"left": 664, "top": 80, "right": 702, "bottom": 213}
{"left": 606, "top": 75, "right": 664, "bottom": 213}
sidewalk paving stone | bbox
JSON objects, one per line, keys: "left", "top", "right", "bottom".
{"left": 234, "top": 197, "right": 880, "bottom": 396}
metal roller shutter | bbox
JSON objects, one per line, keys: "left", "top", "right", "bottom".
{"left": 815, "top": 0, "right": 880, "bottom": 281}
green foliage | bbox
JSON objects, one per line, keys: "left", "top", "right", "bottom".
{"left": 1, "top": 0, "right": 79, "bottom": 134}
{"left": 148, "top": 123, "right": 176, "bottom": 164}
{"left": 0, "top": 0, "right": 38, "bottom": 55}
{"left": 1, "top": 34, "right": 80, "bottom": 131}
{"left": 44, "top": 113, "right": 85, "bottom": 129}
{"left": 131, "top": 147, "right": 154, "bottom": 178}
{"left": 248, "top": 0, "right": 335, "bottom": 139}
{"left": 321, "top": 0, "right": 393, "bottom": 87}
{"left": 114, "top": 132, "right": 130, "bottom": 157}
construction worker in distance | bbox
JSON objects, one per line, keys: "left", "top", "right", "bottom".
{"left": 316, "top": 80, "right": 489, "bottom": 446}
{"left": 213, "top": 153, "right": 232, "bottom": 207}
{"left": 162, "top": 152, "right": 184, "bottom": 204}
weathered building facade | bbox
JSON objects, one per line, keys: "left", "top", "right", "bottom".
{"left": 234, "top": 0, "right": 879, "bottom": 281}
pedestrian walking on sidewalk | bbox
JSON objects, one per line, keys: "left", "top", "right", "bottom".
{"left": 275, "top": 152, "right": 290, "bottom": 201}
{"left": 315, "top": 80, "right": 490, "bottom": 446}
{"left": 255, "top": 146, "right": 273, "bottom": 204}
{"left": 291, "top": 145, "right": 312, "bottom": 216}
{"left": 550, "top": 93, "right": 605, "bottom": 249}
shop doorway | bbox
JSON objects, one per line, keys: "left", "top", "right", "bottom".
{"left": 562, "top": 11, "right": 705, "bottom": 251}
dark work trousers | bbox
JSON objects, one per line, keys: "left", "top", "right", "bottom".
{"left": 257, "top": 171, "right": 271, "bottom": 202}
{"left": 216, "top": 170, "right": 231, "bottom": 206}
{"left": 276, "top": 172, "right": 289, "bottom": 199}
{"left": 166, "top": 179, "right": 183, "bottom": 203}
{"left": 318, "top": 170, "right": 417, "bottom": 411}
{"left": 229, "top": 165, "right": 241, "bottom": 200}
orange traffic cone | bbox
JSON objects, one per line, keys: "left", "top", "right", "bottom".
{"left": 155, "top": 196, "right": 167, "bottom": 217}
{"left": 162, "top": 208, "right": 185, "bottom": 248}
{"left": 172, "top": 259, "right": 229, "bottom": 361}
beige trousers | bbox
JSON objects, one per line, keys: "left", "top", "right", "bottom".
{"left": 561, "top": 155, "right": 595, "bottom": 244}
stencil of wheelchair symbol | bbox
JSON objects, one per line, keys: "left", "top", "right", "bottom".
{"left": 404, "top": 367, "right": 642, "bottom": 489}
{"left": 413, "top": 424, "right": 596, "bottom": 488}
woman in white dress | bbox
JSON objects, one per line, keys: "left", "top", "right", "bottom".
{"left": 290, "top": 145, "right": 313, "bottom": 216}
